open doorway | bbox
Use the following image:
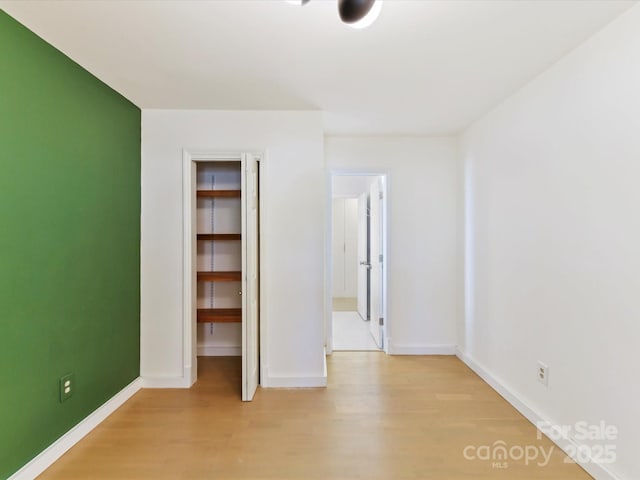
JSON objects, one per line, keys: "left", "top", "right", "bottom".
{"left": 330, "top": 173, "right": 387, "bottom": 352}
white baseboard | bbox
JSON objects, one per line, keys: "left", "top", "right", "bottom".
{"left": 264, "top": 375, "right": 327, "bottom": 388}
{"left": 197, "top": 345, "right": 241, "bottom": 357}
{"left": 262, "top": 362, "right": 327, "bottom": 388}
{"left": 389, "top": 343, "right": 457, "bottom": 355}
{"left": 455, "top": 348, "right": 622, "bottom": 480}
{"left": 8, "top": 377, "right": 142, "bottom": 480}
{"left": 141, "top": 374, "right": 192, "bottom": 388}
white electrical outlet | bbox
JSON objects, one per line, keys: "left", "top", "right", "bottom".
{"left": 59, "top": 373, "right": 74, "bottom": 402}
{"left": 537, "top": 361, "right": 549, "bottom": 386}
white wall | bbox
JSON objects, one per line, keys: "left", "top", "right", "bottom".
{"left": 331, "top": 198, "right": 346, "bottom": 297}
{"left": 332, "top": 175, "right": 371, "bottom": 198}
{"left": 343, "top": 198, "right": 358, "bottom": 298}
{"left": 141, "top": 110, "right": 326, "bottom": 387}
{"left": 326, "top": 137, "right": 458, "bottom": 354}
{"left": 459, "top": 5, "right": 640, "bottom": 480}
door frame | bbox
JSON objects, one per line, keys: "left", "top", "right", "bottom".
{"left": 182, "top": 149, "right": 265, "bottom": 388}
{"left": 326, "top": 170, "right": 389, "bottom": 355}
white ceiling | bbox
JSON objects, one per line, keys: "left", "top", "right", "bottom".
{"left": 1, "top": 0, "right": 634, "bottom": 135}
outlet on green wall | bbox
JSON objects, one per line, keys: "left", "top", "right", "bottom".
{"left": 0, "top": 10, "right": 141, "bottom": 479}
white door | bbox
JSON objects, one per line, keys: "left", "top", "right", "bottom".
{"left": 356, "top": 192, "right": 369, "bottom": 320}
{"left": 333, "top": 198, "right": 358, "bottom": 300}
{"left": 241, "top": 153, "right": 259, "bottom": 401}
{"left": 369, "top": 179, "right": 383, "bottom": 348}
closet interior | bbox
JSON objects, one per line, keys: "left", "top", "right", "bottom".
{"left": 196, "top": 161, "right": 243, "bottom": 359}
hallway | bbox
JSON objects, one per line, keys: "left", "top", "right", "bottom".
{"left": 332, "top": 311, "right": 379, "bottom": 351}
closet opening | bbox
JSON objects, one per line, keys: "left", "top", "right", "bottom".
{"left": 183, "top": 151, "right": 261, "bottom": 401}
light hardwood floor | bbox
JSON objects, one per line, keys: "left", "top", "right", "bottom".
{"left": 332, "top": 297, "right": 357, "bottom": 312}
{"left": 38, "top": 354, "right": 592, "bottom": 479}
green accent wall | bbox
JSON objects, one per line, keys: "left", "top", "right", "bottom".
{"left": 0, "top": 11, "right": 141, "bottom": 479}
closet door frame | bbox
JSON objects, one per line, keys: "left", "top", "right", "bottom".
{"left": 182, "top": 149, "right": 264, "bottom": 390}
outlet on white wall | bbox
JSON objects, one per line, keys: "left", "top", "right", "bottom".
{"left": 537, "top": 361, "right": 549, "bottom": 386}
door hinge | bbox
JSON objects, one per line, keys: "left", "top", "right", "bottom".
{"left": 379, "top": 191, "right": 383, "bottom": 200}
{"left": 379, "top": 317, "right": 384, "bottom": 326}
{"left": 379, "top": 253, "right": 383, "bottom": 263}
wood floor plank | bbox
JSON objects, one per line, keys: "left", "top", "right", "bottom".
{"left": 37, "top": 354, "right": 593, "bottom": 479}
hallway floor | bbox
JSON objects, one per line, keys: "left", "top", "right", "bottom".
{"left": 38, "top": 354, "right": 591, "bottom": 480}
{"left": 332, "top": 311, "right": 379, "bottom": 351}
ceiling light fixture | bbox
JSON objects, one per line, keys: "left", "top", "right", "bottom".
{"left": 289, "top": 0, "right": 382, "bottom": 29}
{"left": 338, "top": 0, "right": 382, "bottom": 29}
